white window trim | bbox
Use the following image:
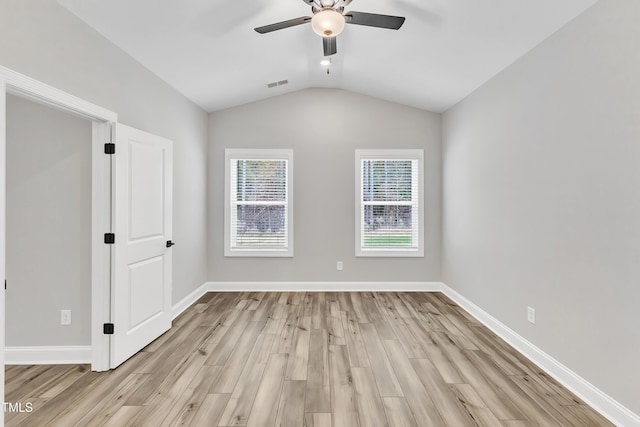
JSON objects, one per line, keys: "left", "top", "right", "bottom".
{"left": 355, "top": 149, "right": 424, "bottom": 257}
{"left": 224, "top": 148, "right": 294, "bottom": 257}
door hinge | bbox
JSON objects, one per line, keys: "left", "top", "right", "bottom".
{"left": 103, "top": 323, "right": 114, "bottom": 335}
{"left": 104, "top": 233, "right": 115, "bottom": 244}
{"left": 104, "top": 143, "right": 115, "bottom": 154}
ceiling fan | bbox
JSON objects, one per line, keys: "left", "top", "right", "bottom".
{"left": 254, "top": 0, "right": 405, "bottom": 57}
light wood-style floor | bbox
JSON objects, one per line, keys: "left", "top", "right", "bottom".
{"left": 6, "top": 292, "right": 612, "bottom": 426}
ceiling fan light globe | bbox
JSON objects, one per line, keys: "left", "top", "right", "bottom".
{"left": 312, "top": 9, "right": 345, "bottom": 38}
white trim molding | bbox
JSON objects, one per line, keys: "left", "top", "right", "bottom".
{"left": 171, "top": 282, "right": 210, "bottom": 320}
{"left": 206, "top": 281, "right": 442, "bottom": 292}
{"left": 0, "top": 66, "right": 117, "bottom": 122}
{"left": 440, "top": 282, "right": 640, "bottom": 427}
{"left": 1, "top": 66, "right": 117, "bottom": 374}
{"left": 5, "top": 346, "right": 92, "bottom": 365}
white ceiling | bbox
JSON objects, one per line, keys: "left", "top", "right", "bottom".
{"left": 57, "top": 0, "right": 598, "bottom": 113}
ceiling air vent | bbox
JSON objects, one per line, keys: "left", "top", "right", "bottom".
{"left": 267, "top": 79, "right": 289, "bottom": 89}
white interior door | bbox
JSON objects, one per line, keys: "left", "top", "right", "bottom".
{"left": 111, "top": 123, "right": 173, "bottom": 368}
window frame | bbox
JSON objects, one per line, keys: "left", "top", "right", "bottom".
{"left": 224, "top": 148, "right": 294, "bottom": 257}
{"left": 355, "top": 149, "right": 424, "bottom": 257}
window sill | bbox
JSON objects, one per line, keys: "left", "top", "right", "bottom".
{"left": 225, "top": 249, "right": 294, "bottom": 258}
{"left": 356, "top": 249, "right": 424, "bottom": 258}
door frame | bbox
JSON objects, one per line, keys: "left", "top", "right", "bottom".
{"left": 0, "top": 66, "right": 117, "bottom": 378}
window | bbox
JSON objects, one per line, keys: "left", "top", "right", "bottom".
{"left": 356, "top": 149, "right": 424, "bottom": 257}
{"left": 225, "top": 149, "right": 293, "bottom": 257}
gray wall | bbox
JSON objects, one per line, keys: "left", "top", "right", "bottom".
{"left": 6, "top": 95, "right": 92, "bottom": 346}
{"left": 442, "top": 0, "right": 640, "bottom": 415}
{"left": 208, "top": 88, "right": 441, "bottom": 283}
{"left": 0, "top": 0, "right": 209, "bottom": 309}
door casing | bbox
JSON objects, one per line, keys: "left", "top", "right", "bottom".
{"left": 0, "top": 66, "right": 117, "bottom": 395}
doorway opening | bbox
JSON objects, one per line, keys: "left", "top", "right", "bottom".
{"left": 0, "top": 67, "right": 117, "bottom": 395}
{"left": 5, "top": 94, "right": 94, "bottom": 363}
{"left": 1, "top": 67, "right": 174, "bottom": 424}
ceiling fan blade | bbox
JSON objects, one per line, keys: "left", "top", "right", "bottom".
{"left": 254, "top": 16, "right": 312, "bottom": 34}
{"left": 344, "top": 11, "right": 405, "bottom": 30}
{"left": 323, "top": 36, "right": 337, "bottom": 56}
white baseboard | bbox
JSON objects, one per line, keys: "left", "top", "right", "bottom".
{"left": 5, "top": 346, "right": 92, "bottom": 365}
{"left": 206, "top": 281, "right": 442, "bottom": 292}
{"left": 439, "top": 282, "right": 640, "bottom": 427}
{"left": 171, "top": 282, "right": 210, "bottom": 320}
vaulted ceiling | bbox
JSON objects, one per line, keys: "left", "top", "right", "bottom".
{"left": 57, "top": 0, "right": 598, "bottom": 113}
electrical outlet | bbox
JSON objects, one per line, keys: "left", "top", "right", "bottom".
{"left": 337, "top": 261, "right": 343, "bottom": 271}
{"left": 527, "top": 306, "right": 535, "bottom": 324}
{"left": 61, "top": 309, "right": 72, "bottom": 326}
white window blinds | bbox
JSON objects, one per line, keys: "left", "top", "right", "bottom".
{"left": 356, "top": 150, "right": 424, "bottom": 257}
{"left": 225, "top": 149, "right": 293, "bottom": 257}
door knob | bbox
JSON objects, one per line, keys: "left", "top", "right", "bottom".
{"left": 166, "top": 240, "right": 175, "bottom": 248}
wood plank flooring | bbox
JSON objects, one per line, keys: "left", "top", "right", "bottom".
{"left": 5, "top": 292, "right": 613, "bottom": 426}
